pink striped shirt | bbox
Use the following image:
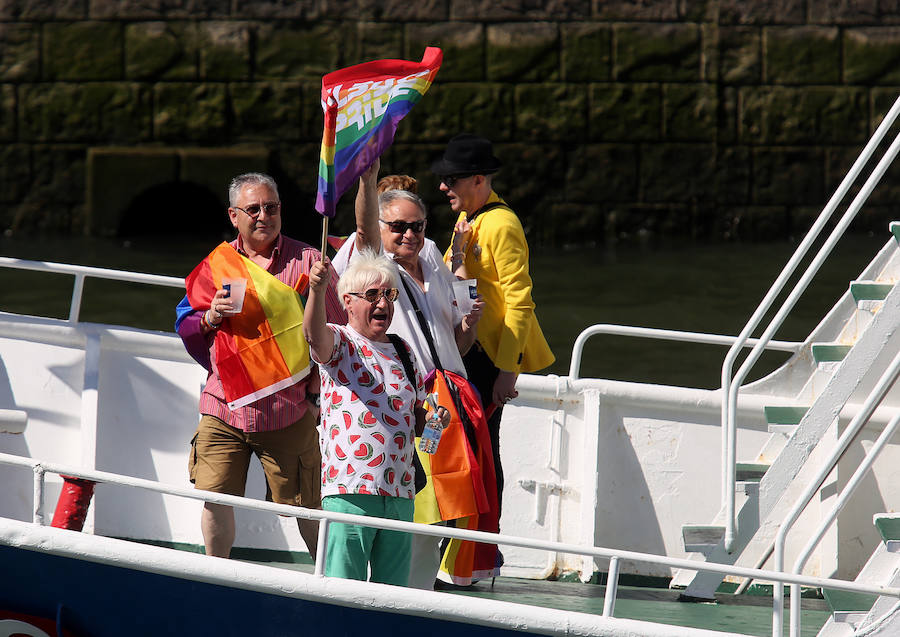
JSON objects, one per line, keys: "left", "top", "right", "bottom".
{"left": 199, "top": 234, "right": 347, "bottom": 432}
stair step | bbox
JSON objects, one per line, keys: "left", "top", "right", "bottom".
{"left": 850, "top": 281, "right": 894, "bottom": 302}
{"left": 764, "top": 405, "right": 809, "bottom": 425}
{"left": 812, "top": 343, "right": 853, "bottom": 364}
{"left": 823, "top": 588, "right": 878, "bottom": 613}
{"left": 832, "top": 611, "right": 869, "bottom": 626}
{"left": 874, "top": 513, "right": 900, "bottom": 543}
{"left": 736, "top": 462, "right": 769, "bottom": 481}
{"left": 891, "top": 221, "right": 900, "bottom": 243}
{"left": 682, "top": 525, "right": 725, "bottom": 551}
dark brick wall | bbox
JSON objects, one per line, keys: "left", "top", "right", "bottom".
{"left": 2, "top": 1, "right": 900, "bottom": 246}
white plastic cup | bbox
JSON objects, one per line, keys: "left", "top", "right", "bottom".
{"left": 452, "top": 279, "right": 477, "bottom": 315}
{"left": 221, "top": 277, "right": 247, "bottom": 314}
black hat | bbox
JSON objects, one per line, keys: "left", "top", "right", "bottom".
{"left": 430, "top": 134, "right": 501, "bottom": 177}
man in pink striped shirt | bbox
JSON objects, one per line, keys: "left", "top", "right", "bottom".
{"left": 177, "top": 173, "right": 346, "bottom": 559}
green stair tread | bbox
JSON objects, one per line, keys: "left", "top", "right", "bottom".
{"left": 764, "top": 406, "right": 809, "bottom": 425}
{"left": 811, "top": 344, "right": 852, "bottom": 363}
{"left": 874, "top": 514, "right": 900, "bottom": 543}
{"left": 736, "top": 462, "right": 769, "bottom": 481}
{"left": 822, "top": 588, "right": 877, "bottom": 612}
{"left": 682, "top": 525, "right": 725, "bottom": 545}
{"left": 850, "top": 281, "right": 894, "bottom": 302}
{"left": 891, "top": 221, "right": 900, "bottom": 242}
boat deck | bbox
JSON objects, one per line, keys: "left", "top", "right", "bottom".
{"left": 237, "top": 554, "right": 831, "bottom": 637}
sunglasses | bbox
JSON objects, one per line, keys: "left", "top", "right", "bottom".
{"left": 348, "top": 288, "right": 400, "bottom": 304}
{"left": 441, "top": 174, "right": 473, "bottom": 188}
{"left": 234, "top": 202, "right": 281, "bottom": 219}
{"left": 379, "top": 218, "right": 425, "bottom": 234}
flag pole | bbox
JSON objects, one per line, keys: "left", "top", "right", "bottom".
{"left": 320, "top": 216, "right": 329, "bottom": 263}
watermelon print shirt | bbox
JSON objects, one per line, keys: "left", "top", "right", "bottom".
{"left": 318, "top": 324, "right": 425, "bottom": 499}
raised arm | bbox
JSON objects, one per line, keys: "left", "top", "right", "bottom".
{"left": 303, "top": 260, "right": 336, "bottom": 363}
{"left": 353, "top": 157, "right": 382, "bottom": 253}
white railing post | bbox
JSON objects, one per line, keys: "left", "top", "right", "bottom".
{"left": 315, "top": 519, "right": 330, "bottom": 577}
{"left": 32, "top": 464, "right": 45, "bottom": 525}
{"left": 69, "top": 273, "right": 86, "bottom": 323}
{"left": 602, "top": 556, "right": 620, "bottom": 617}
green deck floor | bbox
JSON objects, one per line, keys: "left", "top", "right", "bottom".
{"left": 240, "top": 556, "right": 831, "bottom": 637}
{"left": 446, "top": 578, "right": 831, "bottom": 637}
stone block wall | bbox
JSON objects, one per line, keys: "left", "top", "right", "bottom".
{"left": 2, "top": 1, "right": 900, "bottom": 247}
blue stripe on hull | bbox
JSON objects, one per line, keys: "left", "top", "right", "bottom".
{"left": 0, "top": 545, "right": 521, "bottom": 637}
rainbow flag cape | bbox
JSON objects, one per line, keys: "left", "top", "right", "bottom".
{"left": 414, "top": 370, "right": 488, "bottom": 525}
{"left": 315, "top": 47, "right": 442, "bottom": 217}
{"left": 414, "top": 369, "right": 501, "bottom": 586}
{"left": 183, "top": 243, "right": 310, "bottom": 409}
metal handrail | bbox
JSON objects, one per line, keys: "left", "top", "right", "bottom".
{"left": 720, "top": 94, "right": 900, "bottom": 552}
{"left": 771, "top": 349, "right": 900, "bottom": 637}
{"left": 2, "top": 451, "right": 900, "bottom": 630}
{"left": 568, "top": 324, "right": 801, "bottom": 382}
{"left": 0, "top": 257, "right": 185, "bottom": 323}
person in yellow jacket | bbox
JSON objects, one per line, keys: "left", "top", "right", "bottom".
{"left": 433, "top": 133, "right": 555, "bottom": 515}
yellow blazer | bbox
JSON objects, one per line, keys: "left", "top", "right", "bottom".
{"left": 444, "top": 191, "right": 555, "bottom": 374}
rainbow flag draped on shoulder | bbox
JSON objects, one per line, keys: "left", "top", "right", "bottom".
{"left": 180, "top": 242, "right": 310, "bottom": 409}
{"left": 315, "top": 47, "right": 442, "bottom": 217}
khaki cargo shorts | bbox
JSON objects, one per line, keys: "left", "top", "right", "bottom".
{"left": 189, "top": 411, "right": 321, "bottom": 509}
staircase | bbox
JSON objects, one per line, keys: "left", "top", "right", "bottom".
{"left": 816, "top": 514, "right": 900, "bottom": 636}
{"left": 671, "top": 222, "right": 900, "bottom": 601}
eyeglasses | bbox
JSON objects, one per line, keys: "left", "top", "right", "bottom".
{"left": 348, "top": 288, "right": 400, "bottom": 304}
{"left": 441, "top": 174, "right": 472, "bottom": 188}
{"left": 378, "top": 218, "right": 425, "bottom": 234}
{"left": 234, "top": 202, "right": 281, "bottom": 219}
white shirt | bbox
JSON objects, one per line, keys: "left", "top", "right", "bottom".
{"left": 333, "top": 235, "right": 467, "bottom": 379}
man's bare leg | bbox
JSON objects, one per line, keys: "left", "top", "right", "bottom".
{"left": 202, "top": 502, "right": 235, "bottom": 558}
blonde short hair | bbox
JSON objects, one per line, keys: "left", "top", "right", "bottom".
{"left": 337, "top": 248, "right": 400, "bottom": 308}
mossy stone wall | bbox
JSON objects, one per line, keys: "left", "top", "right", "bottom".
{"left": 2, "top": 1, "right": 900, "bottom": 246}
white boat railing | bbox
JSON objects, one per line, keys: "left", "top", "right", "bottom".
{"left": 568, "top": 324, "right": 801, "bottom": 382}
{"left": 0, "top": 256, "right": 185, "bottom": 323}
{"left": 1, "top": 450, "right": 899, "bottom": 632}
{"left": 720, "top": 93, "right": 900, "bottom": 552}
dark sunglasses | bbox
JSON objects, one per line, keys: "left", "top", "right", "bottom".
{"left": 379, "top": 218, "right": 425, "bottom": 234}
{"left": 348, "top": 288, "right": 400, "bottom": 304}
{"left": 441, "top": 174, "right": 473, "bottom": 188}
{"left": 234, "top": 202, "right": 280, "bottom": 219}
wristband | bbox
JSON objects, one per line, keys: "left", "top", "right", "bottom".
{"left": 204, "top": 309, "right": 221, "bottom": 330}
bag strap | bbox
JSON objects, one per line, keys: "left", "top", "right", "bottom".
{"left": 397, "top": 273, "right": 444, "bottom": 372}
{"left": 388, "top": 333, "right": 428, "bottom": 494}
{"left": 466, "top": 200, "right": 507, "bottom": 223}
{"left": 387, "top": 333, "right": 418, "bottom": 393}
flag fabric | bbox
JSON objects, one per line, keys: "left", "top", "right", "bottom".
{"left": 182, "top": 242, "right": 310, "bottom": 409}
{"left": 413, "top": 369, "right": 489, "bottom": 525}
{"left": 411, "top": 368, "right": 501, "bottom": 586}
{"left": 437, "top": 373, "right": 501, "bottom": 585}
{"left": 315, "top": 47, "right": 442, "bottom": 217}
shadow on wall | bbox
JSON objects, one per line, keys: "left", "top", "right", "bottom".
{"left": 118, "top": 181, "right": 229, "bottom": 239}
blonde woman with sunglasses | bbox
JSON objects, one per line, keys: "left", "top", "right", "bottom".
{"left": 304, "top": 249, "right": 449, "bottom": 586}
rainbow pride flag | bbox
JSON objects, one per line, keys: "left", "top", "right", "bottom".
{"left": 184, "top": 243, "right": 310, "bottom": 409}
{"left": 315, "top": 47, "right": 442, "bottom": 217}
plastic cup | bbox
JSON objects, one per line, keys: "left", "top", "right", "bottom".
{"left": 452, "top": 279, "right": 477, "bottom": 315}
{"left": 221, "top": 278, "right": 247, "bottom": 314}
